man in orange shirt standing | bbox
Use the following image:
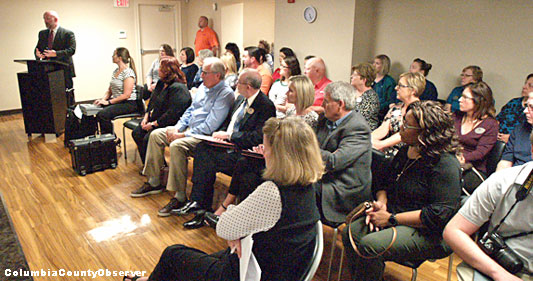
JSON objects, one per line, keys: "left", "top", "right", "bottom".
{"left": 194, "top": 16, "right": 219, "bottom": 56}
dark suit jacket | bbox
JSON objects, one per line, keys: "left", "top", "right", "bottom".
{"left": 314, "top": 111, "right": 373, "bottom": 223}
{"left": 35, "top": 26, "right": 76, "bottom": 79}
{"left": 147, "top": 81, "right": 192, "bottom": 127}
{"left": 219, "top": 91, "right": 276, "bottom": 150}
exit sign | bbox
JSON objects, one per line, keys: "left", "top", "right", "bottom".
{"left": 114, "top": 0, "right": 129, "bottom": 7}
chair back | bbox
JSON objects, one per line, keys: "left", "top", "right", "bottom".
{"left": 485, "top": 140, "right": 506, "bottom": 176}
{"left": 135, "top": 84, "right": 146, "bottom": 115}
{"left": 299, "top": 220, "right": 324, "bottom": 281}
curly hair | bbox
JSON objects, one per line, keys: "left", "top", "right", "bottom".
{"left": 407, "top": 101, "right": 459, "bottom": 160}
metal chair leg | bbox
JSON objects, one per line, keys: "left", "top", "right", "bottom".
{"left": 337, "top": 246, "right": 345, "bottom": 281}
{"left": 447, "top": 254, "right": 454, "bottom": 281}
{"left": 327, "top": 227, "right": 338, "bottom": 281}
{"left": 411, "top": 268, "right": 418, "bottom": 281}
{"left": 123, "top": 123, "right": 127, "bottom": 160}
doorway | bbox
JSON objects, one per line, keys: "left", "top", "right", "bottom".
{"left": 134, "top": 1, "right": 181, "bottom": 84}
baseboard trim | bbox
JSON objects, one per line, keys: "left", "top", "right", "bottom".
{"left": 0, "top": 108, "right": 22, "bottom": 116}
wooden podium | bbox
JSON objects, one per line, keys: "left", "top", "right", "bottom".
{"left": 14, "top": 59, "right": 68, "bottom": 137}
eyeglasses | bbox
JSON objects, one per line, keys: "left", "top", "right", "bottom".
{"left": 461, "top": 94, "right": 474, "bottom": 100}
{"left": 460, "top": 73, "right": 473, "bottom": 77}
{"left": 280, "top": 65, "right": 288, "bottom": 69}
{"left": 397, "top": 83, "right": 412, "bottom": 89}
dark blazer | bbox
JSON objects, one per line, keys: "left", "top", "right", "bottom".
{"left": 147, "top": 80, "right": 192, "bottom": 128}
{"left": 35, "top": 26, "right": 76, "bottom": 80}
{"left": 219, "top": 91, "right": 276, "bottom": 150}
{"left": 314, "top": 111, "right": 373, "bottom": 223}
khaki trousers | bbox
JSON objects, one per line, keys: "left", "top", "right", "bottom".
{"left": 143, "top": 127, "right": 201, "bottom": 202}
{"left": 457, "top": 262, "right": 532, "bottom": 281}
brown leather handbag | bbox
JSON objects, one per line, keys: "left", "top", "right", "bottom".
{"left": 345, "top": 201, "right": 398, "bottom": 259}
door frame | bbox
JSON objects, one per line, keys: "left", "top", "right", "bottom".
{"left": 133, "top": 0, "right": 182, "bottom": 84}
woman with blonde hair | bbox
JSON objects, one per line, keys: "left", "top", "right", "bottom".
{"left": 373, "top": 54, "right": 397, "bottom": 120}
{"left": 286, "top": 75, "right": 319, "bottom": 127}
{"left": 124, "top": 117, "right": 324, "bottom": 281}
{"left": 220, "top": 53, "right": 238, "bottom": 90}
{"left": 372, "top": 72, "right": 425, "bottom": 157}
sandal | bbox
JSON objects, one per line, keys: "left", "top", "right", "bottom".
{"left": 123, "top": 275, "right": 140, "bottom": 281}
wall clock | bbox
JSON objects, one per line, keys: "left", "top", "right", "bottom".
{"left": 304, "top": 6, "right": 317, "bottom": 23}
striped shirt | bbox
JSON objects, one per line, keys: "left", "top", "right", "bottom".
{"left": 110, "top": 67, "right": 137, "bottom": 100}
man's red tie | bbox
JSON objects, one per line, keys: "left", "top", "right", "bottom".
{"left": 47, "top": 30, "right": 54, "bottom": 49}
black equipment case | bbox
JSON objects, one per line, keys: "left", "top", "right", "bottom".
{"left": 69, "top": 134, "right": 118, "bottom": 176}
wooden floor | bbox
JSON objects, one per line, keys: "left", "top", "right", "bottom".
{"left": 0, "top": 113, "right": 461, "bottom": 281}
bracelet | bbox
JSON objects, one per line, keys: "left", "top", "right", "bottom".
{"left": 221, "top": 203, "right": 227, "bottom": 210}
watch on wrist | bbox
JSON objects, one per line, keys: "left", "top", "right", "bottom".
{"left": 388, "top": 213, "right": 398, "bottom": 226}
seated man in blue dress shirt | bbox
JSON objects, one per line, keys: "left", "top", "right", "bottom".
{"left": 130, "top": 57, "right": 235, "bottom": 217}
{"left": 496, "top": 92, "right": 533, "bottom": 171}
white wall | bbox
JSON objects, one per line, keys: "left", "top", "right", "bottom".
{"left": 274, "top": 0, "right": 356, "bottom": 82}
{"left": 1, "top": 0, "right": 140, "bottom": 111}
{"left": 373, "top": 0, "right": 533, "bottom": 108}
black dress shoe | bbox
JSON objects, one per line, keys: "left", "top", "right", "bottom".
{"left": 171, "top": 201, "right": 203, "bottom": 216}
{"left": 204, "top": 212, "right": 219, "bottom": 228}
{"left": 183, "top": 211, "right": 206, "bottom": 229}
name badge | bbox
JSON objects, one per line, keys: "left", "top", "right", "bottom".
{"left": 474, "top": 127, "right": 486, "bottom": 134}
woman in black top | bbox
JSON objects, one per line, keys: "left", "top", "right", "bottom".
{"left": 178, "top": 47, "right": 198, "bottom": 90}
{"left": 132, "top": 57, "right": 191, "bottom": 164}
{"left": 342, "top": 101, "right": 462, "bottom": 281}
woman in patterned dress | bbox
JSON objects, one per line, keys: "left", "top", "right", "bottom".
{"left": 371, "top": 72, "right": 425, "bottom": 157}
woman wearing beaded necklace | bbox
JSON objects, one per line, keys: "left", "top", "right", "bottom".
{"left": 372, "top": 72, "right": 424, "bottom": 157}
{"left": 454, "top": 81, "right": 498, "bottom": 194}
{"left": 343, "top": 101, "right": 462, "bottom": 281}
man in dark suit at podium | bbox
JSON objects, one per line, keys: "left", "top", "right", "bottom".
{"left": 35, "top": 10, "right": 76, "bottom": 106}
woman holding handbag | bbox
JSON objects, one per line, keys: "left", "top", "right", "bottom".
{"left": 342, "top": 101, "right": 462, "bottom": 281}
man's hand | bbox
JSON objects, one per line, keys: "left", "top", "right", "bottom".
{"left": 35, "top": 48, "right": 45, "bottom": 59}
{"left": 141, "top": 122, "right": 154, "bottom": 131}
{"left": 212, "top": 131, "right": 230, "bottom": 141}
{"left": 166, "top": 128, "right": 184, "bottom": 143}
{"left": 227, "top": 239, "right": 242, "bottom": 258}
{"left": 43, "top": 49, "right": 57, "bottom": 58}
{"left": 251, "top": 144, "right": 265, "bottom": 155}
{"left": 149, "top": 83, "right": 156, "bottom": 92}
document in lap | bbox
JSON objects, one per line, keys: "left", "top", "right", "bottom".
{"left": 79, "top": 104, "right": 103, "bottom": 116}
{"left": 191, "top": 134, "right": 264, "bottom": 159}
{"left": 240, "top": 235, "right": 261, "bottom": 281}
